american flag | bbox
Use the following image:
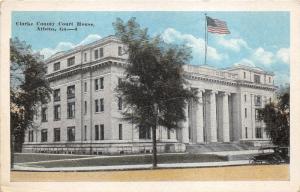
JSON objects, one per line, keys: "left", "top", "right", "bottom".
{"left": 206, "top": 16, "right": 230, "bottom": 34}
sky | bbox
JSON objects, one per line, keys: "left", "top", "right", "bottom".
{"left": 12, "top": 11, "right": 290, "bottom": 85}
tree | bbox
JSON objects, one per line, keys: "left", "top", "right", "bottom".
{"left": 258, "top": 85, "right": 289, "bottom": 147}
{"left": 10, "top": 38, "right": 51, "bottom": 167}
{"left": 113, "top": 18, "right": 197, "bottom": 168}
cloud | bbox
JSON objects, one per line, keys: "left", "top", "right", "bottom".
{"left": 161, "top": 28, "right": 225, "bottom": 62}
{"left": 217, "top": 36, "right": 249, "bottom": 52}
{"left": 251, "top": 47, "right": 274, "bottom": 65}
{"left": 39, "top": 34, "right": 101, "bottom": 59}
{"left": 276, "top": 48, "right": 289, "bottom": 64}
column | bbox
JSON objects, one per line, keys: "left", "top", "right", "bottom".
{"left": 209, "top": 90, "right": 218, "bottom": 142}
{"left": 196, "top": 89, "right": 204, "bottom": 143}
{"left": 181, "top": 102, "right": 189, "bottom": 143}
{"left": 222, "top": 92, "right": 230, "bottom": 142}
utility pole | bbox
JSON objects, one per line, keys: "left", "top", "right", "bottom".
{"left": 152, "top": 103, "right": 158, "bottom": 168}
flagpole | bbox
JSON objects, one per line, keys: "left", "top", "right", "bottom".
{"left": 204, "top": 13, "right": 208, "bottom": 66}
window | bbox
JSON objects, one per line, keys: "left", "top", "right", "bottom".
{"left": 167, "top": 128, "right": 171, "bottom": 139}
{"left": 100, "top": 124, "right": 104, "bottom": 140}
{"left": 94, "top": 49, "right": 99, "bottom": 59}
{"left": 255, "top": 127, "right": 262, "bottom": 138}
{"left": 84, "top": 101, "right": 87, "bottom": 115}
{"left": 119, "top": 124, "right": 122, "bottom": 140}
{"left": 84, "top": 52, "right": 87, "bottom": 62}
{"left": 67, "top": 127, "right": 75, "bottom": 141}
{"left": 95, "top": 79, "right": 99, "bottom": 90}
{"left": 67, "top": 56, "right": 75, "bottom": 66}
{"left": 269, "top": 77, "right": 271, "bottom": 83}
{"left": 95, "top": 125, "right": 100, "bottom": 140}
{"left": 139, "top": 126, "right": 151, "bottom": 139}
{"left": 54, "top": 62, "right": 60, "bottom": 71}
{"left": 54, "top": 128, "right": 60, "bottom": 142}
{"left": 41, "top": 129, "right": 47, "bottom": 142}
{"left": 67, "top": 85, "right": 75, "bottom": 99}
{"left": 95, "top": 99, "right": 99, "bottom": 112}
{"left": 54, "top": 105, "right": 61, "bottom": 120}
{"left": 100, "top": 98, "right": 104, "bottom": 112}
{"left": 244, "top": 94, "right": 247, "bottom": 102}
{"left": 99, "top": 48, "right": 104, "bottom": 57}
{"left": 254, "top": 95, "right": 262, "bottom": 106}
{"left": 67, "top": 102, "right": 75, "bottom": 118}
{"left": 118, "top": 46, "right": 122, "bottom": 56}
{"left": 245, "top": 127, "right": 248, "bottom": 139}
{"left": 41, "top": 107, "right": 47, "bottom": 122}
{"left": 84, "top": 82, "right": 87, "bottom": 92}
{"left": 53, "top": 89, "right": 60, "bottom": 101}
{"left": 100, "top": 77, "right": 104, "bottom": 89}
{"left": 118, "top": 97, "right": 122, "bottom": 110}
{"left": 245, "top": 108, "right": 247, "bottom": 118}
{"left": 28, "top": 130, "right": 34, "bottom": 142}
{"left": 254, "top": 74, "right": 260, "bottom": 83}
{"left": 84, "top": 125, "right": 87, "bottom": 141}
{"left": 243, "top": 72, "right": 246, "bottom": 79}
{"left": 255, "top": 109, "right": 260, "bottom": 121}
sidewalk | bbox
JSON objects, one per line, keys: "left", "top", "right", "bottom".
{"left": 13, "top": 160, "right": 250, "bottom": 172}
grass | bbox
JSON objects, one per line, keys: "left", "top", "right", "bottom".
{"left": 14, "top": 153, "right": 94, "bottom": 163}
{"left": 16, "top": 153, "right": 228, "bottom": 168}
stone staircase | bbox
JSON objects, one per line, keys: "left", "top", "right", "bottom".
{"left": 186, "top": 142, "right": 258, "bottom": 154}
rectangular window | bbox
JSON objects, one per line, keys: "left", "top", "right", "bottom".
{"left": 84, "top": 52, "right": 87, "bottom": 62}
{"left": 54, "top": 128, "right": 60, "bottom": 142}
{"left": 100, "top": 77, "right": 104, "bottom": 89}
{"left": 95, "top": 79, "right": 99, "bottom": 91}
{"left": 84, "top": 125, "right": 87, "bottom": 141}
{"left": 255, "top": 127, "right": 262, "bottom": 138}
{"left": 269, "top": 77, "right": 271, "bottom": 83}
{"left": 245, "top": 108, "right": 247, "bottom": 118}
{"left": 54, "top": 62, "right": 60, "bottom": 71}
{"left": 255, "top": 109, "right": 260, "bottom": 121}
{"left": 94, "top": 49, "right": 99, "bottom": 59}
{"left": 28, "top": 130, "right": 34, "bottom": 142}
{"left": 254, "top": 74, "right": 260, "bottom": 83}
{"left": 254, "top": 95, "right": 262, "bottom": 106}
{"left": 139, "top": 126, "right": 151, "bottom": 139}
{"left": 41, "top": 107, "right": 47, "bottom": 122}
{"left": 84, "top": 101, "right": 87, "bottom": 115}
{"left": 67, "top": 56, "right": 75, "bottom": 66}
{"left": 84, "top": 82, "right": 87, "bottom": 92}
{"left": 243, "top": 71, "right": 246, "bottom": 79}
{"left": 99, "top": 48, "right": 104, "bottom": 57}
{"left": 245, "top": 127, "right": 248, "bottom": 139}
{"left": 167, "top": 129, "right": 171, "bottom": 139}
{"left": 53, "top": 89, "right": 60, "bottom": 101}
{"left": 67, "top": 127, "right": 75, "bottom": 141}
{"left": 244, "top": 94, "right": 247, "bottom": 102}
{"left": 95, "top": 125, "right": 99, "bottom": 140}
{"left": 118, "top": 46, "right": 122, "bottom": 56}
{"left": 54, "top": 105, "right": 61, "bottom": 121}
{"left": 95, "top": 99, "right": 99, "bottom": 112}
{"left": 67, "top": 85, "right": 75, "bottom": 99}
{"left": 100, "top": 124, "right": 104, "bottom": 140}
{"left": 100, "top": 98, "right": 104, "bottom": 112}
{"left": 118, "top": 97, "right": 122, "bottom": 110}
{"left": 41, "top": 129, "right": 47, "bottom": 142}
{"left": 67, "top": 102, "right": 75, "bottom": 119}
{"left": 119, "top": 124, "right": 122, "bottom": 140}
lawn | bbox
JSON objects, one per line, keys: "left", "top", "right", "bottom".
{"left": 14, "top": 153, "right": 95, "bottom": 163}
{"left": 17, "top": 153, "right": 228, "bottom": 168}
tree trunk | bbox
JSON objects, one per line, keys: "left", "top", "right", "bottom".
{"left": 152, "top": 126, "right": 157, "bottom": 168}
{"left": 11, "top": 134, "right": 14, "bottom": 169}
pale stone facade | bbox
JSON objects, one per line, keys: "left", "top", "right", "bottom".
{"left": 22, "top": 36, "right": 276, "bottom": 154}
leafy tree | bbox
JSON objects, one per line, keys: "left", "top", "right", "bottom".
{"left": 258, "top": 85, "right": 289, "bottom": 147}
{"left": 10, "top": 38, "right": 51, "bottom": 166}
{"left": 113, "top": 18, "right": 197, "bottom": 168}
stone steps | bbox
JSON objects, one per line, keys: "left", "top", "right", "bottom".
{"left": 186, "top": 143, "right": 257, "bottom": 154}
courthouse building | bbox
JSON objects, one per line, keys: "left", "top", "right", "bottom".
{"left": 22, "top": 35, "right": 276, "bottom": 154}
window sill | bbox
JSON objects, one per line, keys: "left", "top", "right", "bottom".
{"left": 54, "top": 119, "right": 61, "bottom": 121}
{"left": 95, "top": 111, "right": 104, "bottom": 114}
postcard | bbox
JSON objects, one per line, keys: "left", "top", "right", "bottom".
{"left": 1, "top": 1, "right": 300, "bottom": 192}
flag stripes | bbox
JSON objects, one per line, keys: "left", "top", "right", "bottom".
{"left": 206, "top": 16, "right": 230, "bottom": 34}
